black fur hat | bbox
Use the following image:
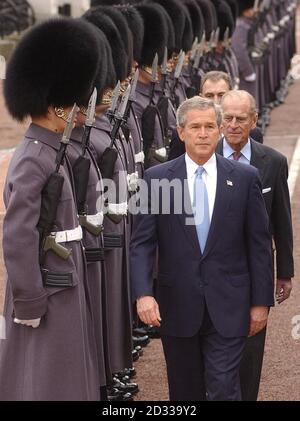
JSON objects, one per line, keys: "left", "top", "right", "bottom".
{"left": 195, "top": 0, "right": 217, "bottom": 40}
{"left": 117, "top": 5, "right": 144, "bottom": 64}
{"left": 153, "top": 3, "right": 176, "bottom": 58}
{"left": 212, "top": 0, "right": 235, "bottom": 39}
{"left": 225, "top": 0, "right": 238, "bottom": 21}
{"left": 149, "top": 0, "right": 185, "bottom": 54}
{"left": 134, "top": 3, "right": 168, "bottom": 66}
{"left": 89, "top": 26, "right": 116, "bottom": 103}
{"left": 82, "top": 8, "right": 128, "bottom": 82}
{"left": 183, "top": 0, "right": 205, "bottom": 42}
{"left": 4, "top": 18, "right": 100, "bottom": 121}
{"left": 95, "top": 6, "right": 133, "bottom": 77}
{"left": 91, "top": 0, "right": 125, "bottom": 5}
{"left": 238, "top": 0, "right": 255, "bottom": 15}
{"left": 181, "top": 4, "right": 194, "bottom": 52}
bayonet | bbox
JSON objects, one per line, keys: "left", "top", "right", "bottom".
{"left": 85, "top": 87, "right": 97, "bottom": 127}
{"left": 253, "top": 0, "right": 259, "bottom": 13}
{"left": 161, "top": 47, "right": 168, "bottom": 76}
{"left": 151, "top": 53, "right": 158, "bottom": 83}
{"left": 223, "top": 27, "right": 230, "bottom": 49}
{"left": 214, "top": 27, "right": 220, "bottom": 47}
{"left": 208, "top": 30, "right": 215, "bottom": 51}
{"left": 55, "top": 103, "right": 77, "bottom": 171}
{"left": 174, "top": 50, "right": 185, "bottom": 80}
{"left": 61, "top": 103, "right": 77, "bottom": 145}
{"left": 81, "top": 88, "right": 97, "bottom": 156}
{"left": 193, "top": 47, "right": 202, "bottom": 70}
{"left": 129, "top": 68, "right": 139, "bottom": 102}
{"left": 190, "top": 37, "right": 198, "bottom": 62}
{"left": 118, "top": 83, "right": 131, "bottom": 119}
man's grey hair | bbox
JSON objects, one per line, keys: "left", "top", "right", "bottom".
{"left": 221, "top": 90, "right": 258, "bottom": 115}
{"left": 176, "top": 96, "right": 223, "bottom": 128}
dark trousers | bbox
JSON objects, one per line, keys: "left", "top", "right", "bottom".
{"left": 161, "top": 308, "right": 246, "bottom": 401}
{"left": 239, "top": 327, "right": 267, "bottom": 401}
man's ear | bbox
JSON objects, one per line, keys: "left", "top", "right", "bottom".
{"left": 251, "top": 113, "right": 258, "bottom": 129}
{"left": 177, "top": 126, "right": 185, "bottom": 143}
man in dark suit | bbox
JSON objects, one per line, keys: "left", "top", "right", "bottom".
{"left": 168, "top": 71, "right": 263, "bottom": 161}
{"left": 217, "top": 89, "right": 294, "bottom": 400}
{"left": 130, "top": 96, "right": 274, "bottom": 400}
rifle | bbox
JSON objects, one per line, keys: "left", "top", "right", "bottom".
{"left": 123, "top": 68, "right": 139, "bottom": 123}
{"left": 72, "top": 88, "right": 102, "bottom": 236}
{"left": 97, "top": 82, "right": 131, "bottom": 182}
{"left": 37, "top": 104, "right": 77, "bottom": 260}
{"left": 159, "top": 47, "right": 168, "bottom": 95}
{"left": 171, "top": 50, "right": 185, "bottom": 109}
{"left": 106, "top": 81, "right": 121, "bottom": 123}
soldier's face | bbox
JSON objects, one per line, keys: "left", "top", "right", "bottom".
{"left": 221, "top": 97, "right": 257, "bottom": 147}
{"left": 177, "top": 108, "right": 221, "bottom": 165}
{"left": 201, "top": 79, "right": 230, "bottom": 104}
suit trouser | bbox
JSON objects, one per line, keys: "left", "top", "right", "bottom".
{"left": 239, "top": 327, "right": 267, "bottom": 401}
{"left": 161, "top": 308, "right": 247, "bottom": 401}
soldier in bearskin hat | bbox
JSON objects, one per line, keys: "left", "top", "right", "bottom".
{"left": 0, "top": 17, "right": 101, "bottom": 400}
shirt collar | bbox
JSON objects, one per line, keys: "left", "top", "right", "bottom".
{"left": 185, "top": 152, "right": 217, "bottom": 178}
{"left": 223, "top": 137, "right": 251, "bottom": 161}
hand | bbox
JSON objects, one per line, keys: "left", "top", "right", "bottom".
{"left": 14, "top": 318, "right": 41, "bottom": 328}
{"left": 137, "top": 296, "right": 161, "bottom": 327}
{"left": 276, "top": 278, "right": 292, "bottom": 304}
{"left": 248, "top": 306, "right": 269, "bottom": 337}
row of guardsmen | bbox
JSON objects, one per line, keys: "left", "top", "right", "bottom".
{"left": 0, "top": 0, "right": 297, "bottom": 401}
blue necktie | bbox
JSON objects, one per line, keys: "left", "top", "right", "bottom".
{"left": 193, "top": 166, "right": 210, "bottom": 253}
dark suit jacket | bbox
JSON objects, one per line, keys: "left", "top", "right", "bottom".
{"left": 130, "top": 154, "right": 274, "bottom": 339}
{"left": 216, "top": 138, "right": 294, "bottom": 279}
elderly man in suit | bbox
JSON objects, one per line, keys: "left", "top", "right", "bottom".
{"left": 130, "top": 96, "right": 274, "bottom": 401}
{"left": 217, "top": 89, "right": 294, "bottom": 400}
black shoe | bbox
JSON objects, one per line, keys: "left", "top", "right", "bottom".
{"left": 107, "top": 387, "right": 133, "bottom": 401}
{"left": 114, "top": 373, "right": 131, "bottom": 383}
{"left": 121, "top": 367, "right": 136, "bottom": 378}
{"left": 113, "top": 378, "right": 139, "bottom": 395}
{"left": 133, "top": 335, "right": 150, "bottom": 347}
{"left": 108, "top": 392, "right": 133, "bottom": 401}
{"left": 135, "top": 345, "right": 143, "bottom": 356}
{"left": 133, "top": 327, "right": 149, "bottom": 337}
{"left": 132, "top": 348, "right": 139, "bottom": 362}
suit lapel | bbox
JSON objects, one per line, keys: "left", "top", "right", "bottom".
{"left": 250, "top": 139, "right": 267, "bottom": 182}
{"left": 201, "top": 155, "right": 234, "bottom": 260}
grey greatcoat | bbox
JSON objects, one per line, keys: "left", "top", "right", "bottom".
{"left": 68, "top": 126, "right": 111, "bottom": 387}
{"left": 0, "top": 124, "right": 100, "bottom": 401}
{"left": 133, "top": 80, "right": 166, "bottom": 168}
{"left": 232, "top": 16, "right": 257, "bottom": 99}
{"left": 90, "top": 113, "right": 132, "bottom": 374}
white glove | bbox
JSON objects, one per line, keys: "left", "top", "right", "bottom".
{"left": 14, "top": 318, "right": 41, "bottom": 328}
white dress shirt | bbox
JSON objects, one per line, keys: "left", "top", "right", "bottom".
{"left": 185, "top": 152, "right": 217, "bottom": 221}
{"left": 223, "top": 137, "right": 251, "bottom": 165}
